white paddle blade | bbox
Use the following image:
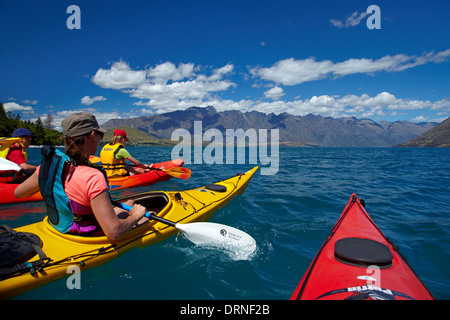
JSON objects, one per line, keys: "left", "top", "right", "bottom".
{"left": 175, "top": 222, "right": 257, "bottom": 255}
{"left": 0, "top": 157, "right": 22, "bottom": 172}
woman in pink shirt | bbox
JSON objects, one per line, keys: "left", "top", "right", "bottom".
{"left": 15, "top": 112, "right": 147, "bottom": 240}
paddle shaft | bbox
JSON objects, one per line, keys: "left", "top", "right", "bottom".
{"left": 128, "top": 164, "right": 185, "bottom": 174}
{"left": 90, "top": 156, "right": 168, "bottom": 171}
{"left": 145, "top": 212, "right": 177, "bottom": 228}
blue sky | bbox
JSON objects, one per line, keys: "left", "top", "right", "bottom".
{"left": 1, "top": 0, "right": 449, "bottom": 130}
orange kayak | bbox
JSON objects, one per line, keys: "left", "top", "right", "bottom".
{"left": 0, "top": 159, "right": 184, "bottom": 205}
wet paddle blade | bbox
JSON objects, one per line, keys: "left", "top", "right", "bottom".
{"left": 115, "top": 202, "right": 256, "bottom": 259}
{"left": 89, "top": 155, "right": 101, "bottom": 163}
{"left": 175, "top": 222, "right": 257, "bottom": 256}
{"left": 162, "top": 167, "right": 191, "bottom": 179}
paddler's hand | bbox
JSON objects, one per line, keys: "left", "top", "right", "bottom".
{"left": 130, "top": 203, "right": 147, "bottom": 221}
{"left": 136, "top": 162, "right": 148, "bottom": 169}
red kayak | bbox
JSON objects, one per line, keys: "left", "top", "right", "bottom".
{"left": 0, "top": 159, "right": 184, "bottom": 205}
{"left": 291, "top": 194, "right": 434, "bottom": 300}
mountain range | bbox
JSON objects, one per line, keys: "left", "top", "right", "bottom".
{"left": 396, "top": 117, "right": 450, "bottom": 147}
{"left": 102, "top": 106, "right": 438, "bottom": 147}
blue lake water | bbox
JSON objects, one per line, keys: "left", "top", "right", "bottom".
{"left": 3, "top": 146, "right": 449, "bottom": 300}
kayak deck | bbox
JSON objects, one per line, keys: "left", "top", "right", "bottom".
{"left": 291, "top": 193, "right": 434, "bottom": 300}
{"left": 0, "top": 167, "right": 258, "bottom": 299}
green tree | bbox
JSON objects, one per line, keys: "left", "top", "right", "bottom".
{"left": 0, "top": 102, "right": 63, "bottom": 144}
{"left": 0, "top": 102, "right": 8, "bottom": 136}
{"left": 33, "top": 117, "right": 46, "bottom": 144}
{"left": 43, "top": 113, "right": 54, "bottom": 130}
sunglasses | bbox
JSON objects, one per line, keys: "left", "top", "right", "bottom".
{"left": 94, "top": 131, "right": 104, "bottom": 140}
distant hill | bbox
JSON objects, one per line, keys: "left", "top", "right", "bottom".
{"left": 102, "top": 106, "right": 437, "bottom": 147}
{"left": 101, "top": 126, "right": 176, "bottom": 146}
{"left": 396, "top": 117, "right": 450, "bottom": 147}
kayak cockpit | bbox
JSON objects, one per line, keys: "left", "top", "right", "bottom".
{"left": 128, "top": 192, "right": 170, "bottom": 214}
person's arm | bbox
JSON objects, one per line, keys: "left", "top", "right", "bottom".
{"left": 7, "top": 148, "right": 37, "bottom": 171}
{"left": 116, "top": 147, "right": 147, "bottom": 169}
{"left": 125, "top": 155, "right": 148, "bottom": 169}
{"left": 19, "top": 162, "right": 37, "bottom": 171}
{"left": 90, "top": 190, "right": 146, "bottom": 240}
{"left": 14, "top": 170, "right": 40, "bottom": 198}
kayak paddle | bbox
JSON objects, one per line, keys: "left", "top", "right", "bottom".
{"left": 0, "top": 157, "right": 22, "bottom": 172}
{"left": 89, "top": 155, "right": 191, "bottom": 180}
{"left": 115, "top": 201, "right": 257, "bottom": 253}
{"left": 148, "top": 166, "right": 191, "bottom": 180}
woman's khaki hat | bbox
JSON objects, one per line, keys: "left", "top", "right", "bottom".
{"left": 61, "top": 112, "right": 106, "bottom": 137}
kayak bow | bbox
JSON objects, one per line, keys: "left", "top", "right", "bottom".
{"left": 291, "top": 194, "right": 434, "bottom": 300}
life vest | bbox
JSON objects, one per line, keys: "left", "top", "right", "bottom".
{"left": 0, "top": 138, "right": 28, "bottom": 183}
{"left": 0, "top": 137, "right": 27, "bottom": 161}
{"left": 39, "top": 146, "right": 111, "bottom": 235}
{"left": 100, "top": 143, "right": 127, "bottom": 177}
{"left": 38, "top": 146, "right": 74, "bottom": 234}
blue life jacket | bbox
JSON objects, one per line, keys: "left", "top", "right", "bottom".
{"left": 38, "top": 146, "right": 73, "bottom": 233}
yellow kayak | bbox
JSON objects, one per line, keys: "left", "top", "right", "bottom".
{"left": 0, "top": 167, "right": 258, "bottom": 299}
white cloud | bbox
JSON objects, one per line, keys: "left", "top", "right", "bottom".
{"left": 392, "top": 49, "right": 450, "bottom": 71}
{"left": 87, "top": 55, "right": 449, "bottom": 122}
{"left": 411, "top": 115, "right": 427, "bottom": 122}
{"left": 264, "top": 86, "right": 285, "bottom": 100}
{"left": 147, "top": 62, "right": 195, "bottom": 84}
{"left": 194, "top": 92, "right": 447, "bottom": 121}
{"left": 27, "top": 91, "right": 448, "bottom": 130}
{"left": 4, "top": 102, "right": 34, "bottom": 113}
{"left": 22, "top": 99, "right": 38, "bottom": 105}
{"left": 332, "top": 54, "right": 411, "bottom": 75}
{"left": 330, "top": 11, "right": 368, "bottom": 29}
{"left": 130, "top": 91, "right": 445, "bottom": 121}
{"left": 92, "top": 61, "right": 147, "bottom": 89}
{"left": 430, "top": 98, "right": 450, "bottom": 111}
{"left": 81, "top": 95, "right": 107, "bottom": 105}
{"left": 250, "top": 50, "right": 450, "bottom": 85}
{"left": 50, "top": 109, "right": 123, "bottom": 132}
{"left": 250, "top": 58, "right": 333, "bottom": 85}
{"left": 92, "top": 60, "right": 236, "bottom": 112}
{"left": 204, "top": 63, "right": 234, "bottom": 81}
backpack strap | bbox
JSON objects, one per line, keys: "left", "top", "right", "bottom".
{"left": 0, "top": 225, "right": 50, "bottom": 279}
{"left": 39, "top": 146, "right": 74, "bottom": 233}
